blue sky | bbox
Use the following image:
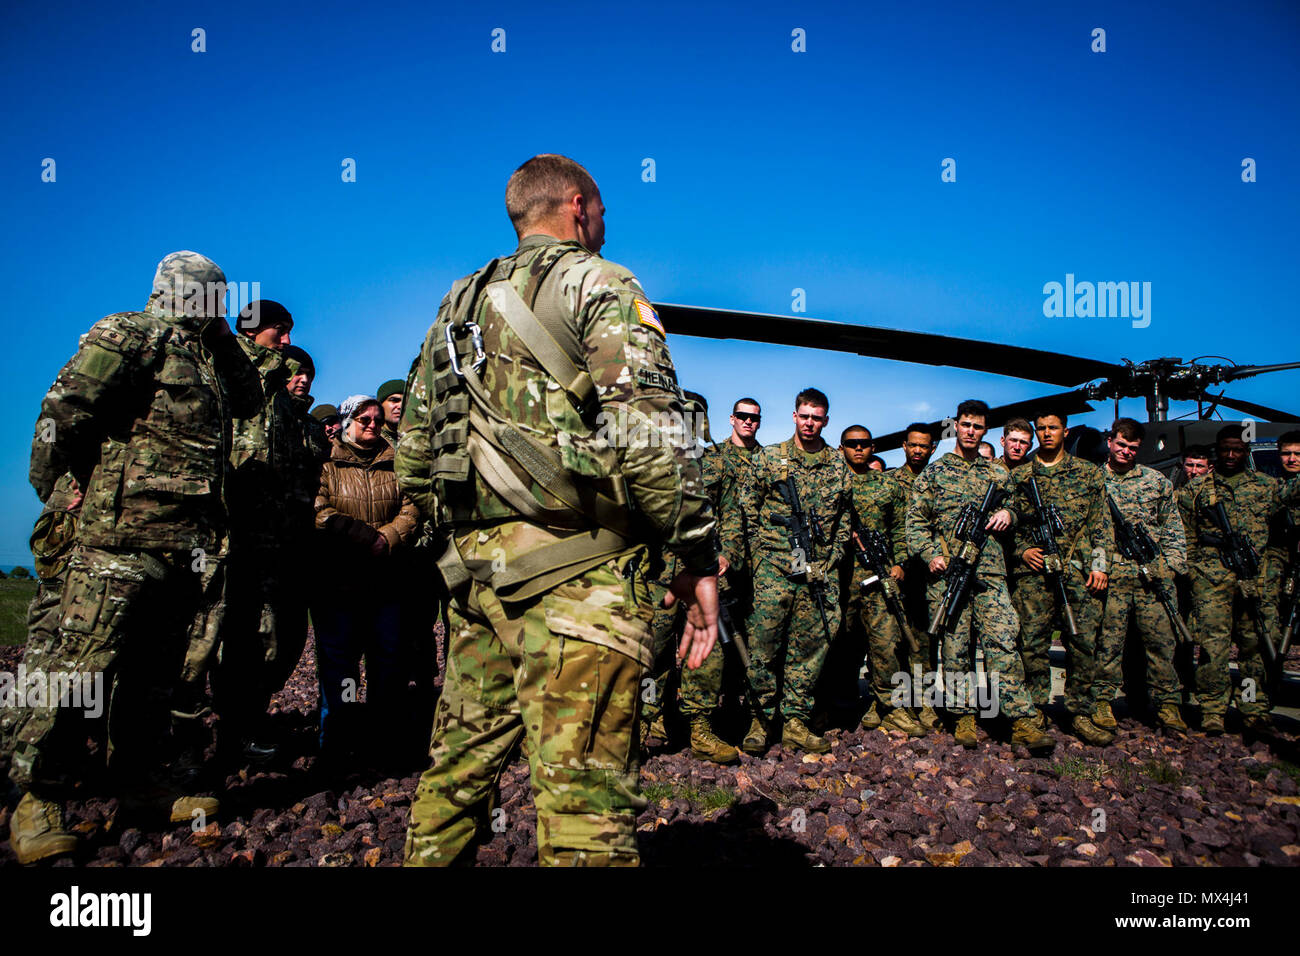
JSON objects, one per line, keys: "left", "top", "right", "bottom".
{"left": 1, "top": 0, "right": 1297, "bottom": 568}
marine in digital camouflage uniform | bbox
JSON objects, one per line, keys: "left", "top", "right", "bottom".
{"left": 9, "top": 251, "right": 261, "bottom": 864}
{"left": 904, "top": 402, "right": 1050, "bottom": 752}
{"left": 723, "top": 390, "right": 851, "bottom": 753}
{"left": 1094, "top": 421, "right": 1188, "bottom": 730}
{"left": 1007, "top": 416, "right": 1112, "bottom": 734}
{"left": 888, "top": 423, "right": 939, "bottom": 730}
{"left": 400, "top": 156, "right": 717, "bottom": 867}
{"left": 843, "top": 466, "right": 917, "bottom": 733}
{"left": 1182, "top": 427, "right": 1287, "bottom": 733}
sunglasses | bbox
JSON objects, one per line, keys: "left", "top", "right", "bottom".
{"left": 354, "top": 416, "right": 382, "bottom": 427}
{"left": 842, "top": 439, "right": 873, "bottom": 449}
{"left": 733, "top": 412, "right": 760, "bottom": 423}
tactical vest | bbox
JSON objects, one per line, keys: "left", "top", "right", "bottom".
{"left": 413, "top": 251, "right": 639, "bottom": 601}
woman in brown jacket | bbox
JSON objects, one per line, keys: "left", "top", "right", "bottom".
{"left": 312, "top": 395, "right": 419, "bottom": 766}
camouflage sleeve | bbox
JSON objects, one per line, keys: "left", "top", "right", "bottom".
{"left": 724, "top": 449, "right": 763, "bottom": 565}
{"left": 577, "top": 271, "right": 715, "bottom": 572}
{"left": 1087, "top": 468, "right": 1114, "bottom": 569}
{"left": 888, "top": 479, "right": 908, "bottom": 566}
{"left": 905, "top": 471, "right": 937, "bottom": 563}
{"left": 394, "top": 319, "right": 444, "bottom": 520}
{"left": 207, "top": 321, "right": 264, "bottom": 421}
{"left": 30, "top": 315, "right": 155, "bottom": 501}
{"left": 825, "top": 466, "right": 852, "bottom": 571}
{"left": 1157, "top": 478, "right": 1188, "bottom": 575}
{"left": 1008, "top": 472, "right": 1033, "bottom": 562}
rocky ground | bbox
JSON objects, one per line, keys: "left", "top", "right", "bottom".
{"left": 2, "top": 633, "right": 1300, "bottom": 867}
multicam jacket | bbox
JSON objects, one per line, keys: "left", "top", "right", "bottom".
{"left": 30, "top": 252, "right": 260, "bottom": 553}
{"left": 397, "top": 233, "right": 716, "bottom": 577}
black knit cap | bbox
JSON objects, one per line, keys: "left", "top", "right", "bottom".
{"left": 238, "top": 299, "right": 294, "bottom": 333}
{"left": 282, "top": 344, "right": 315, "bottom": 375}
{"left": 377, "top": 379, "right": 405, "bottom": 403}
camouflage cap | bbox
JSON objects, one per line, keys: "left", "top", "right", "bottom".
{"left": 145, "top": 250, "right": 226, "bottom": 318}
{"left": 311, "top": 403, "right": 340, "bottom": 423}
{"left": 377, "top": 379, "right": 405, "bottom": 403}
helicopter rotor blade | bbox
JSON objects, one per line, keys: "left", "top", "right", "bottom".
{"left": 872, "top": 389, "right": 1095, "bottom": 453}
{"left": 1200, "top": 392, "right": 1300, "bottom": 424}
{"left": 654, "top": 303, "right": 1122, "bottom": 387}
{"left": 1219, "top": 362, "right": 1300, "bottom": 384}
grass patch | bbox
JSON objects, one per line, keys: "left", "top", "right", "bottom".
{"left": 643, "top": 780, "right": 737, "bottom": 813}
{"left": 1247, "top": 759, "right": 1300, "bottom": 785}
{"left": 1139, "top": 759, "right": 1184, "bottom": 787}
{"left": 1053, "top": 755, "right": 1104, "bottom": 783}
{"left": 0, "top": 579, "right": 38, "bottom": 646}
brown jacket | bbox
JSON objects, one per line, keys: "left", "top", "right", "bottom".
{"left": 315, "top": 438, "right": 419, "bottom": 553}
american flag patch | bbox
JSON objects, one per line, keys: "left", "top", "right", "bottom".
{"left": 634, "top": 300, "right": 665, "bottom": 336}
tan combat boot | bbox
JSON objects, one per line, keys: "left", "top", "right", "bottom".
{"left": 689, "top": 717, "right": 740, "bottom": 765}
{"left": 9, "top": 792, "right": 77, "bottom": 865}
{"left": 782, "top": 717, "right": 831, "bottom": 754}
{"left": 1156, "top": 704, "right": 1188, "bottom": 735}
{"left": 741, "top": 716, "right": 768, "bottom": 755}
{"left": 1091, "top": 701, "right": 1118, "bottom": 731}
{"left": 170, "top": 795, "right": 221, "bottom": 825}
{"left": 1242, "top": 713, "right": 1275, "bottom": 735}
{"left": 917, "top": 705, "right": 942, "bottom": 734}
{"left": 1201, "top": 712, "right": 1225, "bottom": 736}
{"left": 1012, "top": 717, "right": 1056, "bottom": 755}
{"left": 881, "top": 707, "right": 925, "bottom": 738}
{"left": 860, "top": 700, "right": 882, "bottom": 730}
{"left": 953, "top": 715, "right": 978, "bottom": 749}
{"left": 640, "top": 714, "right": 667, "bottom": 746}
{"left": 1071, "top": 714, "right": 1116, "bottom": 746}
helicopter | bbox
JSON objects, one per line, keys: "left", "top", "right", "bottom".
{"left": 653, "top": 302, "right": 1300, "bottom": 480}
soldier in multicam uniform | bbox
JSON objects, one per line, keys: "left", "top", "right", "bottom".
{"left": 1094, "top": 419, "right": 1190, "bottom": 735}
{"left": 1, "top": 476, "right": 85, "bottom": 782}
{"left": 887, "top": 422, "right": 940, "bottom": 732}
{"left": 905, "top": 399, "right": 1054, "bottom": 754}
{"left": 399, "top": 155, "right": 718, "bottom": 867}
{"left": 9, "top": 251, "right": 261, "bottom": 865}
{"left": 725, "top": 387, "right": 852, "bottom": 756}
{"left": 377, "top": 379, "right": 405, "bottom": 448}
{"left": 1007, "top": 409, "right": 1113, "bottom": 745}
{"left": 1272, "top": 431, "right": 1300, "bottom": 661}
{"left": 1182, "top": 425, "right": 1287, "bottom": 736}
{"left": 838, "top": 426, "right": 922, "bottom": 736}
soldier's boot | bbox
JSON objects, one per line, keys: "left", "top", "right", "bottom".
{"left": 880, "top": 707, "right": 925, "bottom": 738}
{"left": 1091, "top": 701, "right": 1118, "bottom": 731}
{"left": 859, "top": 700, "right": 882, "bottom": 730}
{"left": 1156, "top": 704, "right": 1189, "bottom": 736}
{"left": 917, "top": 705, "right": 942, "bottom": 734}
{"left": 953, "top": 715, "right": 978, "bottom": 749}
{"left": 781, "top": 717, "right": 831, "bottom": 755}
{"left": 1242, "top": 713, "right": 1275, "bottom": 735}
{"left": 1201, "top": 712, "right": 1225, "bottom": 737}
{"left": 640, "top": 714, "right": 668, "bottom": 746}
{"left": 1032, "top": 709, "right": 1051, "bottom": 731}
{"left": 8, "top": 792, "right": 77, "bottom": 865}
{"left": 741, "top": 716, "right": 769, "bottom": 755}
{"left": 689, "top": 717, "right": 740, "bottom": 765}
{"left": 1011, "top": 717, "right": 1056, "bottom": 755}
{"left": 1070, "top": 714, "right": 1116, "bottom": 746}
{"left": 169, "top": 795, "right": 221, "bottom": 825}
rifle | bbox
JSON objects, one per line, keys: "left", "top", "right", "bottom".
{"left": 1106, "top": 495, "right": 1192, "bottom": 644}
{"left": 850, "top": 525, "right": 919, "bottom": 654}
{"left": 774, "top": 474, "right": 835, "bottom": 644}
{"left": 1023, "top": 476, "right": 1080, "bottom": 639}
{"left": 929, "top": 480, "right": 1005, "bottom": 637}
{"left": 1203, "top": 500, "right": 1278, "bottom": 666}
{"left": 1279, "top": 511, "right": 1299, "bottom": 659}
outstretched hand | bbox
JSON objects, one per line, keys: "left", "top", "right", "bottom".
{"left": 663, "top": 570, "right": 719, "bottom": 669}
